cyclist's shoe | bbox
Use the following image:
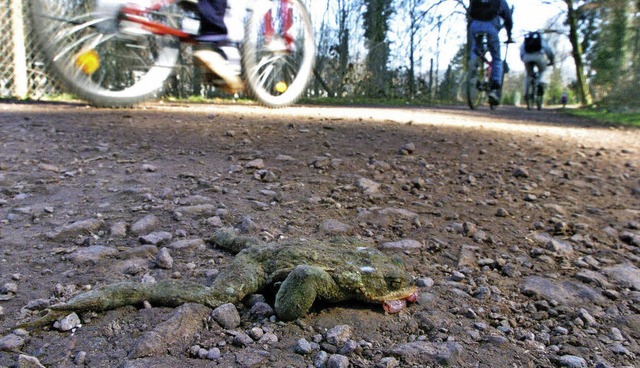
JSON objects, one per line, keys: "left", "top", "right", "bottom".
{"left": 488, "top": 80, "right": 501, "bottom": 105}
{"left": 488, "top": 89, "right": 500, "bottom": 105}
{"left": 194, "top": 43, "right": 244, "bottom": 94}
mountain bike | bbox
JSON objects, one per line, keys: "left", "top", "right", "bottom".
{"left": 466, "top": 33, "right": 512, "bottom": 111}
{"left": 525, "top": 62, "right": 544, "bottom": 110}
{"left": 28, "top": 0, "right": 315, "bottom": 108}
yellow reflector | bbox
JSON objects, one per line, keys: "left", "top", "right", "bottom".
{"left": 74, "top": 49, "right": 100, "bottom": 75}
{"left": 274, "top": 81, "right": 287, "bottom": 93}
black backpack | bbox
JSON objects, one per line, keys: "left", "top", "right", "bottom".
{"left": 469, "top": 0, "right": 501, "bottom": 21}
{"left": 524, "top": 31, "right": 542, "bottom": 53}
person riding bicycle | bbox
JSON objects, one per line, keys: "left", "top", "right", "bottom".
{"left": 468, "top": 0, "right": 513, "bottom": 106}
{"left": 520, "top": 31, "right": 555, "bottom": 101}
{"left": 193, "top": 0, "right": 247, "bottom": 93}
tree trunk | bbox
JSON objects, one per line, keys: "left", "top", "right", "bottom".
{"left": 565, "top": 0, "right": 593, "bottom": 106}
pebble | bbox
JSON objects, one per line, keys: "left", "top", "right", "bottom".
{"left": 140, "top": 231, "right": 173, "bottom": 245}
{"left": 206, "top": 347, "right": 221, "bottom": 360}
{"left": 314, "top": 351, "right": 329, "bottom": 367}
{"left": 130, "top": 215, "right": 159, "bottom": 236}
{"left": 155, "top": 247, "right": 174, "bottom": 269}
{"left": 0, "top": 333, "right": 25, "bottom": 351}
{"left": 18, "top": 354, "right": 46, "bottom": 368}
{"left": 232, "top": 332, "right": 254, "bottom": 347}
{"left": 326, "top": 354, "right": 349, "bottom": 368}
{"left": 295, "top": 338, "right": 313, "bottom": 354}
{"left": 558, "top": 355, "right": 588, "bottom": 368}
{"left": 211, "top": 303, "right": 240, "bottom": 329}
{"left": 55, "top": 312, "right": 81, "bottom": 331}
{"left": 326, "top": 325, "right": 352, "bottom": 345}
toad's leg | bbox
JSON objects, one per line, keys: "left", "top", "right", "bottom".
{"left": 274, "top": 265, "right": 342, "bottom": 321}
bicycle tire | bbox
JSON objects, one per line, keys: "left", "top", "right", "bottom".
{"left": 242, "top": 0, "right": 315, "bottom": 108}
{"left": 29, "top": 0, "right": 183, "bottom": 107}
{"left": 466, "top": 61, "right": 484, "bottom": 110}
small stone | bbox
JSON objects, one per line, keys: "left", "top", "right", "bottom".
{"left": 130, "top": 215, "right": 159, "bottom": 236}
{"left": 0, "top": 333, "right": 25, "bottom": 351}
{"left": 314, "top": 351, "right": 329, "bottom": 368}
{"left": 110, "top": 222, "right": 127, "bottom": 238}
{"left": 211, "top": 303, "right": 241, "bottom": 329}
{"left": 513, "top": 166, "right": 530, "bottom": 178}
{"left": 140, "top": 231, "right": 173, "bottom": 245}
{"left": 257, "top": 333, "right": 278, "bottom": 345}
{"left": 206, "top": 347, "right": 221, "bottom": 360}
{"left": 18, "top": 354, "right": 46, "bottom": 368}
{"left": 249, "top": 301, "right": 275, "bottom": 320}
{"left": 155, "top": 247, "right": 174, "bottom": 269}
{"left": 376, "top": 356, "right": 399, "bottom": 368}
{"left": 56, "top": 313, "right": 81, "bottom": 331}
{"left": 558, "top": 355, "right": 588, "bottom": 368}
{"left": 249, "top": 327, "right": 264, "bottom": 340}
{"left": 416, "top": 277, "right": 434, "bottom": 288}
{"left": 245, "top": 158, "right": 265, "bottom": 169}
{"left": 496, "top": 208, "right": 510, "bottom": 217}
{"left": 451, "top": 271, "right": 465, "bottom": 281}
{"left": 74, "top": 351, "right": 87, "bottom": 365}
{"left": 295, "top": 338, "right": 313, "bottom": 354}
{"left": 233, "top": 332, "right": 254, "bottom": 347}
{"left": 327, "top": 354, "right": 349, "bottom": 368}
{"left": 326, "top": 325, "right": 352, "bottom": 345}
{"left": 608, "top": 343, "right": 632, "bottom": 356}
{"left": 399, "top": 142, "right": 415, "bottom": 155}
{"left": 337, "top": 339, "right": 358, "bottom": 355}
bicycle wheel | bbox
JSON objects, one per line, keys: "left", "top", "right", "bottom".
{"left": 243, "top": 0, "right": 315, "bottom": 107}
{"left": 29, "top": 0, "right": 183, "bottom": 107}
{"left": 466, "top": 60, "right": 484, "bottom": 110}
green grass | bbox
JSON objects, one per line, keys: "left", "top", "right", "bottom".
{"left": 566, "top": 108, "right": 640, "bottom": 127}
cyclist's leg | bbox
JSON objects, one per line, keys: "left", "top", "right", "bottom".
{"left": 522, "top": 57, "right": 536, "bottom": 98}
{"left": 534, "top": 56, "right": 547, "bottom": 95}
{"left": 195, "top": 0, "right": 247, "bottom": 92}
{"left": 484, "top": 25, "right": 502, "bottom": 90}
{"left": 468, "top": 22, "right": 482, "bottom": 76}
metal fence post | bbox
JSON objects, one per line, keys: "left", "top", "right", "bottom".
{"left": 10, "top": 0, "right": 28, "bottom": 98}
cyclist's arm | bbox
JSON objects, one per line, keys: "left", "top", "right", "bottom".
{"left": 499, "top": 0, "right": 513, "bottom": 40}
{"left": 541, "top": 39, "right": 555, "bottom": 65}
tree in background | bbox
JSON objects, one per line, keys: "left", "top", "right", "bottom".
{"left": 363, "top": 0, "right": 393, "bottom": 96}
{"left": 589, "top": 0, "right": 628, "bottom": 99}
{"left": 561, "top": 0, "right": 593, "bottom": 106}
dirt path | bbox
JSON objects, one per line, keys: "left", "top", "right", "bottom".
{"left": 1, "top": 101, "right": 639, "bottom": 367}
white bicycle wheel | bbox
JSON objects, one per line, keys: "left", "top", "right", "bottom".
{"left": 29, "top": 0, "right": 183, "bottom": 107}
{"left": 243, "top": 0, "right": 315, "bottom": 107}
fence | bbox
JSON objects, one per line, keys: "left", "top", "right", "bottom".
{"left": 0, "top": 0, "right": 62, "bottom": 99}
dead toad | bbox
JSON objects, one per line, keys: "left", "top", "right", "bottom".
{"left": 21, "top": 228, "right": 418, "bottom": 326}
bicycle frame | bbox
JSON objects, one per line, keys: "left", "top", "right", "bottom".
{"left": 115, "top": 0, "right": 295, "bottom": 49}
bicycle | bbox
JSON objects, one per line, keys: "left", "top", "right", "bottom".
{"left": 28, "top": 0, "right": 316, "bottom": 108}
{"left": 524, "top": 62, "right": 544, "bottom": 110}
{"left": 466, "top": 33, "right": 511, "bottom": 110}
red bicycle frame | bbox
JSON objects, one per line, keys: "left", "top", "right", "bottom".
{"left": 118, "top": 0, "right": 295, "bottom": 48}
